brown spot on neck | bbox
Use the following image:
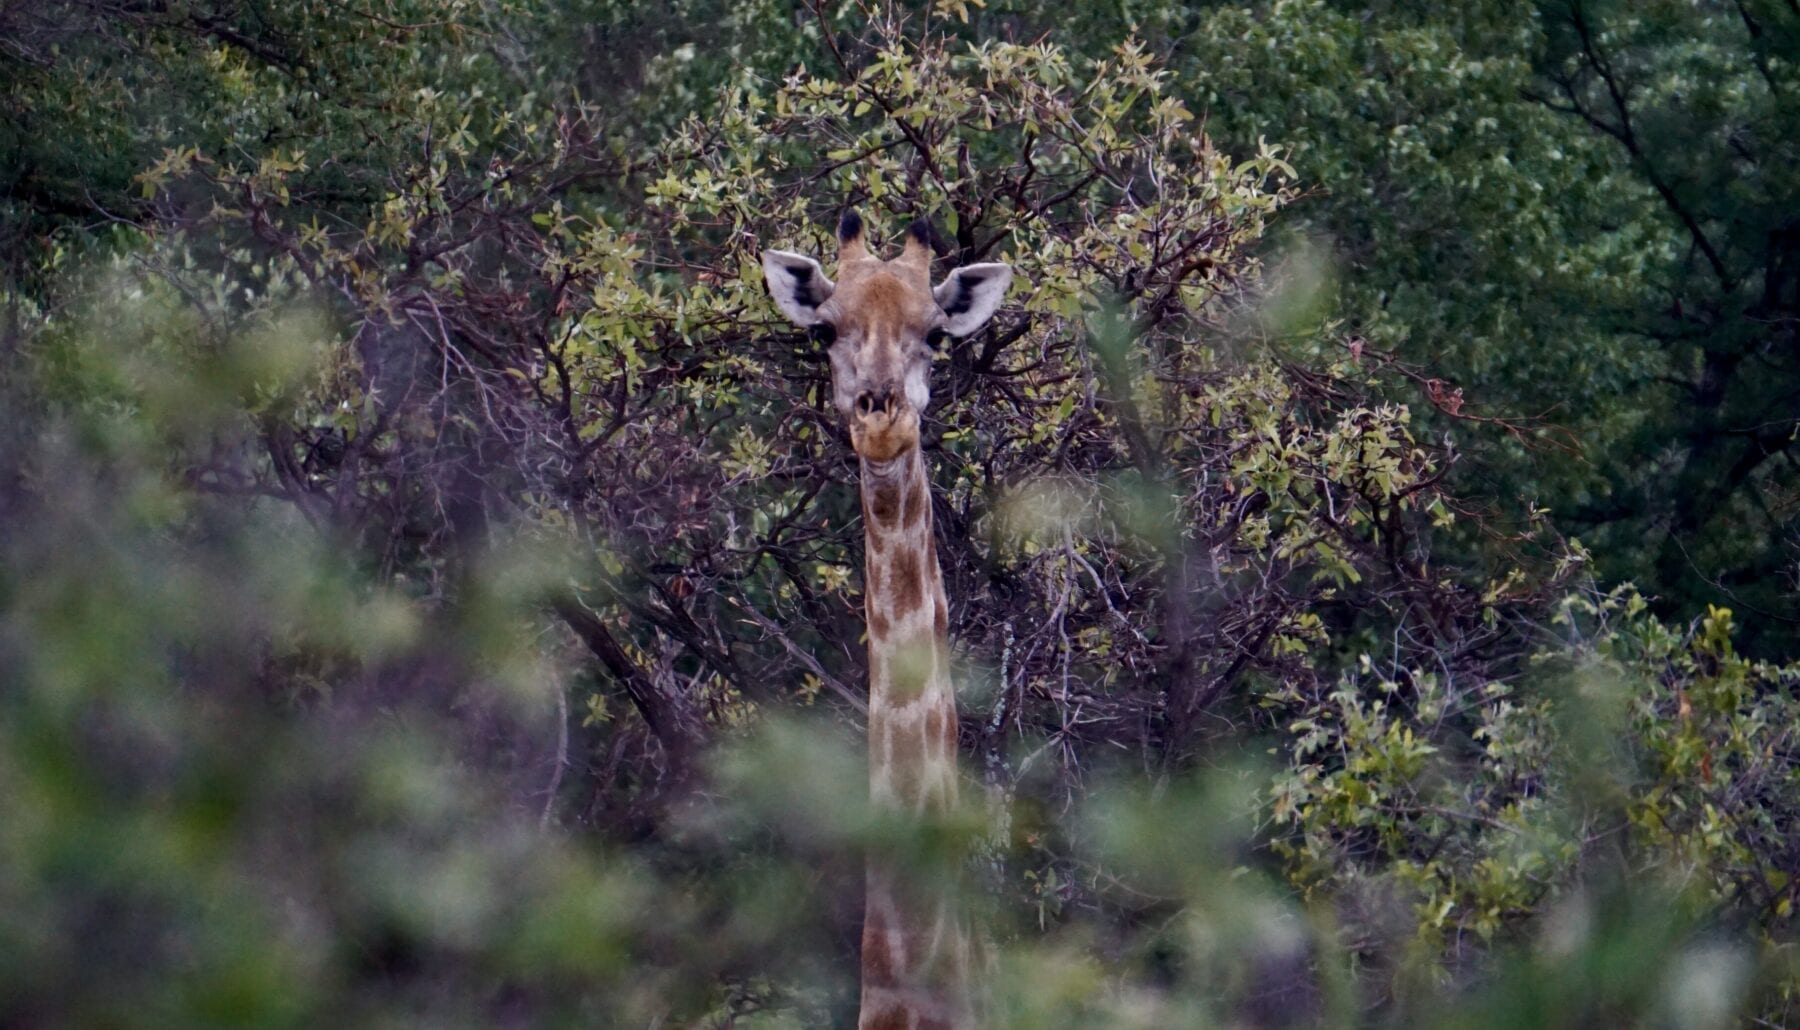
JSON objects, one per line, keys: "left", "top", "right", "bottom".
{"left": 891, "top": 547, "right": 924, "bottom": 615}
{"left": 862, "top": 451, "right": 928, "bottom": 536}
{"left": 861, "top": 1005, "right": 908, "bottom": 1030}
{"left": 862, "top": 905, "right": 898, "bottom": 988}
{"left": 865, "top": 481, "right": 902, "bottom": 528}
{"left": 902, "top": 473, "right": 930, "bottom": 531}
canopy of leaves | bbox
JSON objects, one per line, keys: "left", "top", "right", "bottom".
{"left": 3, "top": 2, "right": 1798, "bottom": 1027}
{"left": 1130, "top": 0, "right": 1800, "bottom": 650}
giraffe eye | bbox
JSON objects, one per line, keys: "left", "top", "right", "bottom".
{"left": 808, "top": 322, "right": 837, "bottom": 346}
{"left": 925, "top": 327, "right": 949, "bottom": 350}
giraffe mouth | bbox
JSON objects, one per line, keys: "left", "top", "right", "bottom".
{"left": 849, "top": 405, "right": 920, "bottom": 462}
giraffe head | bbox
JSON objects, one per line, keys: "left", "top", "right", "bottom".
{"left": 763, "top": 211, "right": 1012, "bottom": 462}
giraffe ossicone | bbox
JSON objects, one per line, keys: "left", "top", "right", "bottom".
{"left": 762, "top": 211, "right": 1014, "bottom": 1030}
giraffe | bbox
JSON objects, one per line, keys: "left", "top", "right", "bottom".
{"left": 763, "top": 211, "right": 1013, "bottom": 1029}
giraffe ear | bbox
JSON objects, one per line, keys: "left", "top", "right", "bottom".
{"left": 761, "top": 250, "right": 835, "bottom": 327}
{"left": 933, "top": 263, "right": 1013, "bottom": 337}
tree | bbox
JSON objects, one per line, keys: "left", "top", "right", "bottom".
{"left": 1136, "top": 0, "right": 1800, "bottom": 649}
{"left": 5, "top": 2, "right": 1799, "bottom": 1025}
{"left": 1527, "top": 0, "right": 1799, "bottom": 648}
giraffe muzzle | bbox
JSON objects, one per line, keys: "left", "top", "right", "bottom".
{"left": 849, "top": 389, "right": 920, "bottom": 462}
{"left": 854, "top": 389, "right": 898, "bottom": 418}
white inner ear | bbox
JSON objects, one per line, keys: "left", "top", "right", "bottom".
{"left": 933, "top": 263, "right": 1013, "bottom": 337}
{"left": 761, "top": 250, "right": 834, "bottom": 327}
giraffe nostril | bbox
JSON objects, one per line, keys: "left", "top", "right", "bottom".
{"left": 856, "top": 390, "right": 899, "bottom": 418}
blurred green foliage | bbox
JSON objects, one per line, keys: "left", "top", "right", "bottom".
{"left": 3, "top": 1, "right": 1798, "bottom": 1027}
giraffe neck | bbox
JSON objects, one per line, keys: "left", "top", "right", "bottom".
{"left": 857, "top": 448, "right": 969, "bottom": 1030}
{"left": 860, "top": 449, "right": 957, "bottom": 811}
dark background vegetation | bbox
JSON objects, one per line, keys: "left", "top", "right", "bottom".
{"left": 2, "top": 1, "right": 1796, "bottom": 1026}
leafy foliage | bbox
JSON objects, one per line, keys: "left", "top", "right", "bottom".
{"left": 1137, "top": 0, "right": 1800, "bottom": 648}
{"left": 3, "top": 2, "right": 1799, "bottom": 1027}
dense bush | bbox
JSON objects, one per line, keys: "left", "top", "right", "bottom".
{"left": 3, "top": 2, "right": 1797, "bottom": 1026}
